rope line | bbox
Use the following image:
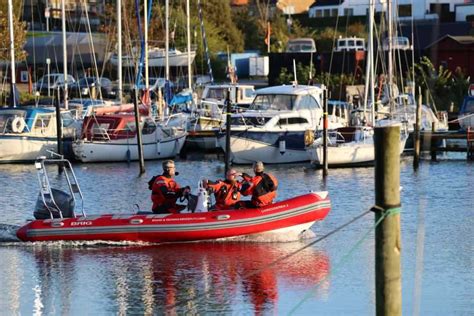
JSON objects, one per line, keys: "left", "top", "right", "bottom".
{"left": 289, "top": 206, "right": 401, "bottom": 314}
{"left": 168, "top": 208, "right": 373, "bottom": 311}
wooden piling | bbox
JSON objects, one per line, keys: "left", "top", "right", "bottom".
{"left": 413, "top": 89, "right": 422, "bottom": 169}
{"left": 224, "top": 89, "right": 232, "bottom": 176}
{"left": 430, "top": 122, "right": 437, "bottom": 161}
{"left": 133, "top": 90, "right": 145, "bottom": 175}
{"left": 374, "top": 126, "right": 402, "bottom": 316}
{"left": 468, "top": 127, "right": 474, "bottom": 161}
{"left": 322, "top": 87, "right": 328, "bottom": 177}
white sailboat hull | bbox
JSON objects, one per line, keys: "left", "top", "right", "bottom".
{"left": 308, "top": 142, "right": 375, "bottom": 166}
{"left": 73, "top": 133, "right": 186, "bottom": 162}
{"left": 218, "top": 135, "right": 309, "bottom": 164}
{"left": 0, "top": 136, "right": 58, "bottom": 163}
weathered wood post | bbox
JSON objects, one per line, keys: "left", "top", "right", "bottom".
{"left": 133, "top": 90, "right": 145, "bottom": 175}
{"left": 413, "top": 88, "right": 422, "bottom": 169}
{"left": 322, "top": 87, "right": 328, "bottom": 176}
{"left": 224, "top": 88, "right": 232, "bottom": 176}
{"left": 374, "top": 126, "right": 402, "bottom": 316}
{"left": 55, "top": 87, "right": 63, "bottom": 156}
{"left": 430, "top": 122, "right": 437, "bottom": 161}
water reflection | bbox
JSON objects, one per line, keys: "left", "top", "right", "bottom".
{"left": 21, "top": 242, "right": 330, "bottom": 314}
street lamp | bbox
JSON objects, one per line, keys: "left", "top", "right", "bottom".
{"left": 46, "top": 58, "right": 51, "bottom": 97}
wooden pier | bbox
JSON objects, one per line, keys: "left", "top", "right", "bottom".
{"left": 420, "top": 127, "right": 474, "bottom": 161}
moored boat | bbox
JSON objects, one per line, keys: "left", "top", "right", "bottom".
{"left": 16, "top": 157, "right": 331, "bottom": 243}
{"left": 0, "top": 107, "right": 80, "bottom": 163}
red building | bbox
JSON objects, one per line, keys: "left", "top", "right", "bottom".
{"left": 425, "top": 35, "right": 474, "bottom": 78}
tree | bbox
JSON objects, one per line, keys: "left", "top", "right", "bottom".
{"left": 0, "top": 2, "right": 27, "bottom": 61}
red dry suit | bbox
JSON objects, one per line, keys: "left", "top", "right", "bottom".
{"left": 241, "top": 172, "right": 278, "bottom": 207}
{"left": 150, "top": 175, "right": 185, "bottom": 214}
{"left": 207, "top": 180, "right": 242, "bottom": 210}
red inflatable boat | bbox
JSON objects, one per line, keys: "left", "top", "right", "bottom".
{"left": 16, "top": 157, "right": 331, "bottom": 243}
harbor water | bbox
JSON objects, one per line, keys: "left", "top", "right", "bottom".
{"left": 0, "top": 154, "right": 472, "bottom": 314}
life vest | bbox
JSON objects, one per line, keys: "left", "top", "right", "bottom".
{"left": 151, "top": 175, "right": 181, "bottom": 213}
{"left": 242, "top": 173, "right": 278, "bottom": 207}
{"left": 208, "top": 180, "right": 241, "bottom": 210}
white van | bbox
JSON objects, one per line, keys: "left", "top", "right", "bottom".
{"left": 382, "top": 36, "right": 411, "bottom": 51}
{"left": 334, "top": 37, "right": 366, "bottom": 52}
{"left": 286, "top": 38, "right": 317, "bottom": 53}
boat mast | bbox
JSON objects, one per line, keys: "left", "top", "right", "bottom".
{"left": 61, "top": 0, "right": 68, "bottom": 110}
{"left": 186, "top": 0, "right": 192, "bottom": 90}
{"left": 7, "top": 0, "right": 16, "bottom": 107}
{"left": 387, "top": 0, "right": 393, "bottom": 112}
{"left": 197, "top": 0, "right": 213, "bottom": 83}
{"left": 165, "top": 0, "right": 170, "bottom": 82}
{"left": 117, "top": 0, "right": 123, "bottom": 102}
{"left": 144, "top": 0, "right": 149, "bottom": 94}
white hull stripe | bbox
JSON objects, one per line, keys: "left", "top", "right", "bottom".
{"left": 26, "top": 201, "right": 330, "bottom": 238}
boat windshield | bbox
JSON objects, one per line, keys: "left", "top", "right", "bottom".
{"left": 250, "top": 94, "right": 297, "bottom": 111}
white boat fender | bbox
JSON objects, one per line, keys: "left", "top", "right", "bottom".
{"left": 279, "top": 139, "right": 286, "bottom": 155}
{"left": 194, "top": 180, "right": 209, "bottom": 213}
{"left": 12, "top": 117, "right": 26, "bottom": 133}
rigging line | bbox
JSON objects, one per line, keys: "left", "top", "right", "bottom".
{"left": 288, "top": 206, "right": 401, "bottom": 315}
{"left": 168, "top": 208, "right": 373, "bottom": 311}
{"left": 327, "top": 6, "right": 342, "bottom": 87}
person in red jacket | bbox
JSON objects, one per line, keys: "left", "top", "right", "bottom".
{"left": 150, "top": 160, "right": 190, "bottom": 214}
{"left": 241, "top": 161, "right": 278, "bottom": 208}
{"left": 204, "top": 169, "right": 242, "bottom": 210}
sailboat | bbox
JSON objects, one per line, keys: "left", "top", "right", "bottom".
{"left": 305, "top": 0, "right": 407, "bottom": 167}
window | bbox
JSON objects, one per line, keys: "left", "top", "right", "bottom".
{"left": 250, "top": 94, "right": 296, "bottom": 111}
{"left": 297, "top": 95, "right": 320, "bottom": 110}
{"left": 324, "top": 9, "right": 330, "bottom": 17}
{"left": 398, "top": 4, "right": 411, "bottom": 17}
{"left": 331, "top": 9, "right": 338, "bottom": 17}
{"left": 344, "top": 8, "right": 353, "bottom": 16}
{"left": 244, "top": 88, "right": 254, "bottom": 98}
{"left": 316, "top": 10, "right": 322, "bottom": 18}
{"left": 288, "top": 117, "right": 308, "bottom": 124}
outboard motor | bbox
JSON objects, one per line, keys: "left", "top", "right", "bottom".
{"left": 34, "top": 188, "right": 75, "bottom": 219}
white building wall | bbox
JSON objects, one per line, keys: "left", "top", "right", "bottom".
{"left": 309, "top": 0, "right": 467, "bottom": 20}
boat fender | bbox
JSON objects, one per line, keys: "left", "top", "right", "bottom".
{"left": 194, "top": 181, "right": 209, "bottom": 213}
{"left": 304, "top": 129, "right": 315, "bottom": 146}
{"left": 279, "top": 139, "right": 286, "bottom": 155}
{"left": 11, "top": 117, "right": 26, "bottom": 133}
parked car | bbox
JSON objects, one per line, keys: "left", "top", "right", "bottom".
{"left": 382, "top": 36, "right": 411, "bottom": 51}
{"left": 33, "top": 73, "right": 76, "bottom": 96}
{"left": 286, "top": 38, "right": 317, "bottom": 53}
{"left": 69, "top": 77, "right": 116, "bottom": 99}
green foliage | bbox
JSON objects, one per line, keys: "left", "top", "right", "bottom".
{"left": 0, "top": 2, "right": 27, "bottom": 61}
{"left": 413, "top": 56, "right": 470, "bottom": 111}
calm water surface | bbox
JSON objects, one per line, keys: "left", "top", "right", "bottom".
{"left": 0, "top": 154, "right": 472, "bottom": 315}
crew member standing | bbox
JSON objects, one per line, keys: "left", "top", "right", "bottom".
{"left": 241, "top": 161, "right": 278, "bottom": 208}
{"left": 150, "top": 160, "right": 190, "bottom": 214}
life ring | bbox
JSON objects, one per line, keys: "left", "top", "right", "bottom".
{"left": 304, "top": 129, "right": 314, "bottom": 146}
{"left": 11, "top": 117, "right": 26, "bottom": 133}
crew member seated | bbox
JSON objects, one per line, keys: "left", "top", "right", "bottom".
{"left": 240, "top": 161, "right": 278, "bottom": 208}
{"left": 150, "top": 160, "right": 190, "bottom": 214}
{"left": 203, "top": 169, "right": 242, "bottom": 210}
